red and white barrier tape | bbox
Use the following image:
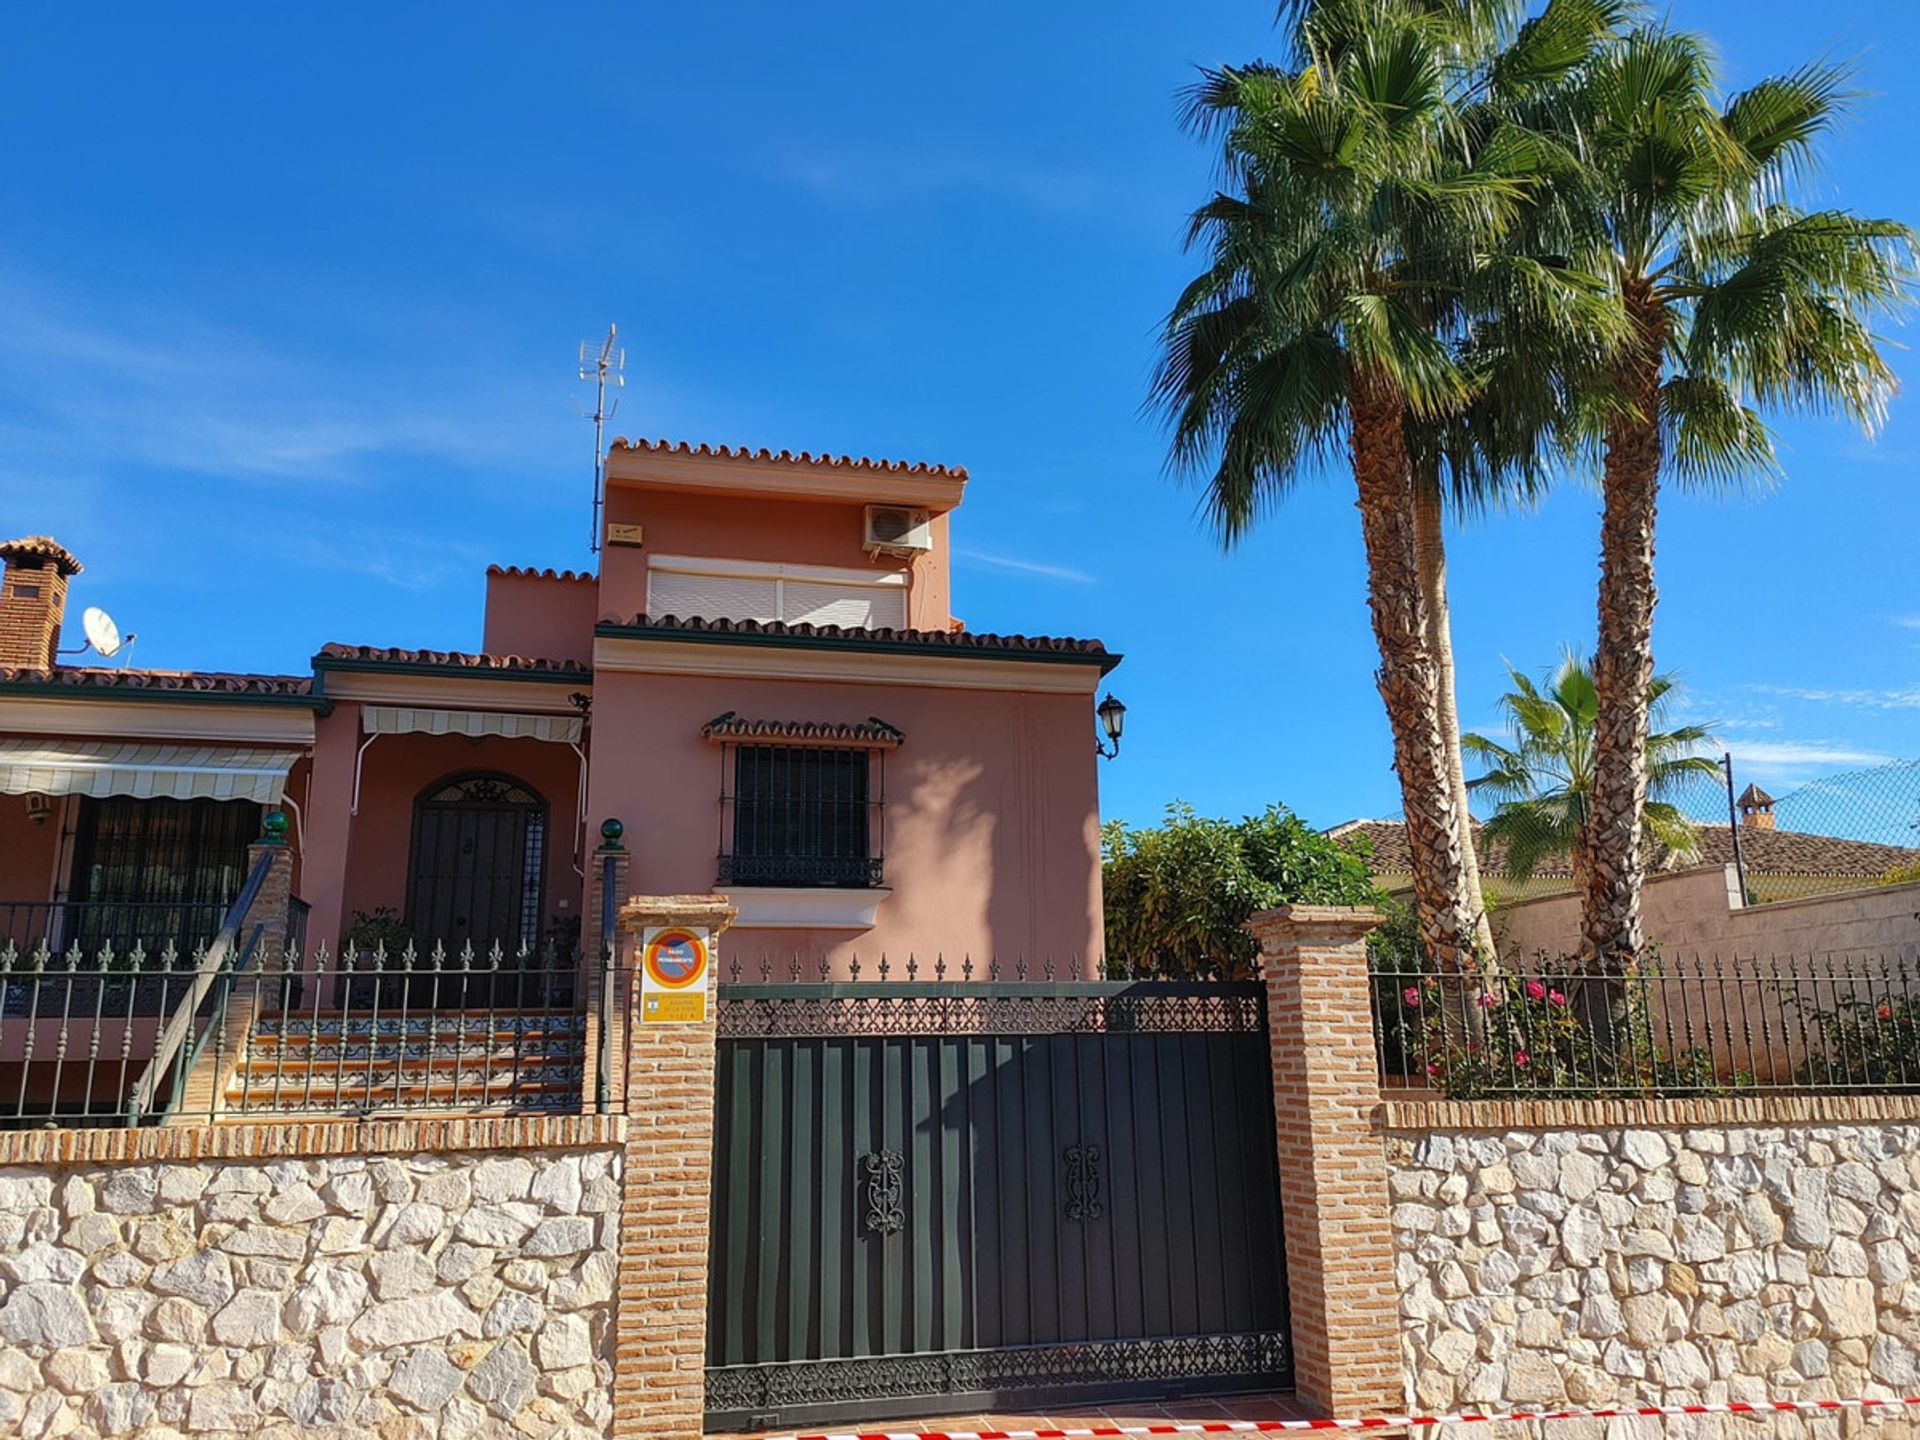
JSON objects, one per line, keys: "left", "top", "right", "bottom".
{"left": 753, "top": 1395, "right": 1920, "bottom": 1440}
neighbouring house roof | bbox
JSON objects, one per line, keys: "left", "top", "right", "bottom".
{"left": 1329, "top": 817, "right": 1920, "bottom": 880}
{"left": 0, "top": 665, "right": 319, "bottom": 704}
{"left": 485, "top": 565, "right": 596, "bottom": 583}
{"left": 1737, "top": 783, "right": 1775, "bottom": 808}
{"left": 597, "top": 614, "right": 1120, "bottom": 671}
{"left": 609, "top": 437, "right": 967, "bottom": 480}
{"left": 700, "top": 713, "right": 906, "bottom": 748}
{"left": 0, "top": 535, "right": 83, "bottom": 576}
{"left": 313, "top": 645, "right": 592, "bottom": 680}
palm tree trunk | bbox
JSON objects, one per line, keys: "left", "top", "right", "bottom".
{"left": 1583, "top": 279, "right": 1669, "bottom": 987}
{"left": 1349, "top": 377, "right": 1478, "bottom": 973}
{"left": 1413, "top": 479, "right": 1496, "bottom": 965}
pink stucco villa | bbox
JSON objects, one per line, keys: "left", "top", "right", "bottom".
{"left": 0, "top": 439, "right": 1121, "bottom": 1113}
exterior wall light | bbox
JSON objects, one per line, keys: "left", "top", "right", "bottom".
{"left": 25, "top": 792, "right": 51, "bottom": 826}
{"left": 1095, "top": 693, "right": 1126, "bottom": 760}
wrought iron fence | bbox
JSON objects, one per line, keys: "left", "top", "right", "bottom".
{"left": 0, "top": 899, "right": 230, "bottom": 965}
{"left": 188, "top": 940, "right": 594, "bottom": 1121}
{"left": 0, "top": 935, "right": 607, "bottom": 1128}
{"left": 1372, "top": 950, "right": 1920, "bottom": 1098}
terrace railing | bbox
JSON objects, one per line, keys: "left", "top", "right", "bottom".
{"left": 1372, "top": 949, "right": 1920, "bottom": 1099}
{"left": 196, "top": 939, "right": 595, "bottom": 1119}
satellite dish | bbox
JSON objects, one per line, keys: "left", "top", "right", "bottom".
{"left": 82, "top": 607, "right": 122, "bottom": 658}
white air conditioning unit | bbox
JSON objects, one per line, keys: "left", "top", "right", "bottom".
{"left": 863, "top": 506, "right": 933, "bottom": 557}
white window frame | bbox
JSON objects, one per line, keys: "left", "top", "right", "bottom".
{"left": 646, "top": 554, "right": 908, "bottom": 627}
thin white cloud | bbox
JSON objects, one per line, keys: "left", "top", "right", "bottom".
{"left": 1725, "top": 739, "right": 1895, "bottom": 769}
{"left": 952, "top": 547, "right": 1094, "bottom": 584}
{"left": 0, "top": 270, "right": 563, "bottom": 487}
{"left": 1748, "top": 683, "right": 1920, "bottom": 711}
{"left": 1894, "top": 615, "right": 1920, "bottom": 632}
{"left": 765, "top": 145, "right": 1108, "bottom": 216}
{"left": 287, "top": 532, "right": 488, "bottom": 593}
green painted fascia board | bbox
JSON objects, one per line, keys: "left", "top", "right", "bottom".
{"left": 595, "top": 622, "right": 1122, "bottom": 674}
{"left": 0, "top": 681, "right": 327, "bottom": 711}
{"left": 309, "top": 656, "right": 593, "bottom": 695}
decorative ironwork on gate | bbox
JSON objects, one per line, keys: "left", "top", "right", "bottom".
{"left": 862, "top": 1149, "right": 906, "bottom": 1236}
{"left": 705, "top": 974, "right": 1291, "bottom": 1431}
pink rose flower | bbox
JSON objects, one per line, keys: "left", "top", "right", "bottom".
{"left": 1403, "top": 986, "right": 1422, "bottom": 1008}
{"left": 1525, "top": 980, "right": 1547, "bottom": 1002}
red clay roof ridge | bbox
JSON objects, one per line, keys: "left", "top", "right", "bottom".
{"left": 314, "top": 643, "right": 591, "bottom": 673}
{"left": 610, "top": 437, "right": 967, "bottom": 480}
{"left": 617, "top": 613, "right": 1107, "bottom": 655}
{"left": 486, "top": 565, "right": 596, "bottom": 583}
{"left": 0, "top": 665, "right": 311, "bottom": 696}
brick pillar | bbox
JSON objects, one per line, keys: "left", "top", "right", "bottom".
{"left": 1248, "top": 903, "right": 1402, "bottom": 1418}
{"left": 579, "top": 821, "right": 631, "bottom": 1115}
{"left": 611, "top": 893, "right": 736, "bottom": 1440}
{"left": 165, "top": 817, "right": 296, "bottom": 1123}
{"left": 246, "top": 813, "right": 295, "bottom": 972}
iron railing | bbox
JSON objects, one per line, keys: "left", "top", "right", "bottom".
{"left": 175, "top": 940, "right": 595, "bottom": 1120}
{"left": 0, "top": 899, "right": 230, "bottom": 966}
{"left": 1372, "top": 950, "right": 1920, "bottom": 1098}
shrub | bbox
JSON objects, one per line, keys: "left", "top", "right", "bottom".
{"left": 1795, "top": 993, "right": 1920, "bottom": 1090}
{"left": 1383, "top": 959, "right": 1726, "bottom": 1099}
{"left": 1102, "top": 801, "right": 1381, "bottom": 979}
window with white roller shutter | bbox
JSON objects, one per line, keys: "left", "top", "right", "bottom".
{"left": 646, "top": 556, "right": 907, "bottom": 629}
{"left": 646, "top": 567, "right": 780, "bottom": 623}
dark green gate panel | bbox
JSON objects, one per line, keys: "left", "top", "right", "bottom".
{"left": 705, "top": 981, "right": 1291, "bottom": 1431}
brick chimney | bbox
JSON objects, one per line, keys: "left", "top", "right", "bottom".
{"left": 0, "top": 536, "right": 84, "bottom": 670}
{"left": 1736, "top": 783, "right": 1777, "bottom": 831}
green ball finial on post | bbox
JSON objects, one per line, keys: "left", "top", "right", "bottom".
{"left": 600, "top": 817, "right": 625, "bottom": 851}
{"left": 260, "top": 811, "right": 290, "bottom": 847}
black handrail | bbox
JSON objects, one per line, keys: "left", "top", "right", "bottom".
{"left": 124, "top": 847, "right": 278, "bottom": 1124}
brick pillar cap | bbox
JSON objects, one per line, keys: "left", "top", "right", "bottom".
{"left": 617, "top": 894, "right": 738, "bottom": 935}
{"left": 1247, "top": 903, "right": 1382, "bottom": 946}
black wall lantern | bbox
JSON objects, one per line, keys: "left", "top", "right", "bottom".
{"left": 1095, "top": 693, "right": 1126, "bottom": 760}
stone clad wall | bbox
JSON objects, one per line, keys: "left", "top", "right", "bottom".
{"left": 0, "top": 1146, "right": 621, "bottom": 1439}
{"left": 1388, "top": 1117, "right": 1920, "bottom": 1419}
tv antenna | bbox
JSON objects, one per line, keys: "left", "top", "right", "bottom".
{"left": 576, "top": 324, "right": 625, "bottom": 554}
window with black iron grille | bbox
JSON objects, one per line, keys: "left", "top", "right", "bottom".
{"left": 718, "top": 745, "right": 883, "bottom": 888}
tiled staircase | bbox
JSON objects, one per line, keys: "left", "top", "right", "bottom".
{"left": 223, "top": 1010, "right": 588, "bottom": 1115}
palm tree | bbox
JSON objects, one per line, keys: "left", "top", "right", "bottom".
{"left": 1464, "top": 651, "right": 1721, "bottom": 886}
{"left": 1156, "top": 0, "right": 1619, "bottom": 968}
{"left": 1156, "top": 6, "right": 1492, "bottom": 970}
{"left": 1565, "top": 31, "right": 1915, "bottom": 972}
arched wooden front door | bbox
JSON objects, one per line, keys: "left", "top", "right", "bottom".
{"left": 405, "top": 772, "right": 548, "bottom": 959}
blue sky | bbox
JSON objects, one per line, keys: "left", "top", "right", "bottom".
{"left": 1, "top": 2, "right": 1914, "bottom": 836}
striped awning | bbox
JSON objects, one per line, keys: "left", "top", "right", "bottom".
{"left": 0, "top": 740, "right": 303, "bottom": 803}
{"left": 360, "top": 706, "right": 582, "bottom": 744}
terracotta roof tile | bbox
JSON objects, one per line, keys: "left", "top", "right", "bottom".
{"left": 486, "top": 565, "right": 597, "bottom": 583}
{"left": 0, "top": 536, "right": 82, "bottom": 576}
{"left": 606, "top": 613, "right": 1115, "bottom": 665}
{"left": 1333, "top": 817, "right": 1920, "bottom": 880}
{"left": 700, "top": 713, "right": 905, "bottom": 748}
{"left": 0, "top": 665, "right": 312, "bottom": 697}
{"left": 314, "top": 644, "right": 591, "bottom": 676}
{"left": 610, "top": 437, "right": 966, "bottom": 480}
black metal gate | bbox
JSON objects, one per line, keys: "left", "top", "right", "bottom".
{"left": 705, "top": 974, "right": 1292, "bottom": 1431}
